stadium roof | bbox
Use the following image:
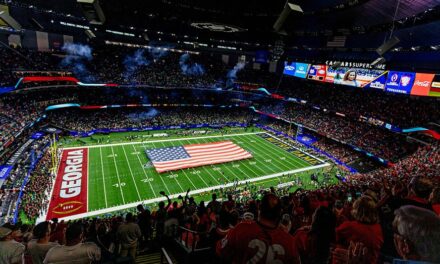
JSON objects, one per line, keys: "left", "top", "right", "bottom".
{"left": 8, "top": 0, "right": 440, "bottom": 48}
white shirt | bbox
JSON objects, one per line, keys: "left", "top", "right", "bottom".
{"left": 0, "top": 240, "right": 25, "bottom": 264}
{"left": 43, "top": 242, "right": 101, "bottom": 264}
{"left": 27, "top": 239, "right": 59, "bottom": 264}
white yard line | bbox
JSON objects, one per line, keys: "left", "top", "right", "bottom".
{"left": 53, "top": 163, "right": 330, "bottom": 221}
{"left": 61, "top": 132, "right": 265, "bottom": 150}
{"left": 87, "top": 148, "right": 90, "bottom": 212}
{"left": 121, "top": 145, "right": 142, "bottom": 202}
{"left": 263, "top": 133, "right": 326, "bottom": 163}
{"left": 249, "top": 135, "right": 306, "bottom": 170}
{"left": 99, "top": 147, "right": 109, "bottom": 208}
{"left": 130, "top": 144, "right": 157, "bottom": 197}
{"left": 110, "top": 146, "right": 126, "bottom": 204}
{"left": 236, "top": 136, "right": 282, "bottom": 174}
{"left": 167, "top": 172, "right": 185, "bottom": 193}
{"left": 179, "top": 168, "right": 198, "bottom": 190}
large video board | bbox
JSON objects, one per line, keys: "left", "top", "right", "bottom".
{"left": 283, "top": 60, "right": 440, "bottom": 97}
{"left": 325, "top": 67, "right": 385, "bottom": 87}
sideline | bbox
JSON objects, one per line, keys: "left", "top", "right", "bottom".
{"left": 61, "top": 132, "right": 265, "bottom": 150}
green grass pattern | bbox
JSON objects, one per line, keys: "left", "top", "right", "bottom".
{"left": 85, "top": 132, "right": 318, "bottom": 212}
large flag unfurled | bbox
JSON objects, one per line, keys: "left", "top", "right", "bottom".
{"left": 146, "top": 141, "right": 252, "bottom": 173}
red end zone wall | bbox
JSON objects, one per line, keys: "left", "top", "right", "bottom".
{"left": 46, "top": 148, "right": 88, "bottom": 220}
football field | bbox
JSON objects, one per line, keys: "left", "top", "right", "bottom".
{"left": 45, "top": 131, "right": 330, "bottom": 220}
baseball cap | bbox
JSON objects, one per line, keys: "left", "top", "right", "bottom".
{"left": 0, "top": 227, "right": 12, "bottom": 239}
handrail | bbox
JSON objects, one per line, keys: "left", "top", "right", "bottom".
{"left": 178, "top": 225, "right": 209, "bottom": 252}
{"left": 161, "top": 247, "right": 173, "bottom": 264}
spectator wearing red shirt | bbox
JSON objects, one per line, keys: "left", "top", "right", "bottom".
{"left": 335, "top": 196, "right": 383, "bottom": 264}
{"left": 333, "top": 200, "right": 348, "bottom": 227}
{"left": 207, "top": 193, "right": 221, "bottom": 215}
{"left": 293, "top": 206, "right": 336, "bottom": 264}
{"left": 210, "top": 209, "right": 232, "bottom": 243}
{"left": 217, "top": 193, "right": 300, "bottom": 264}
{"left": 223, "top": 194, "right": 236, "bottom": 211}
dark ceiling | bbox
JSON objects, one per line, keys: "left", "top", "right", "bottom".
{"left": 9, "top": 0, "right": 440, "bottom": 44}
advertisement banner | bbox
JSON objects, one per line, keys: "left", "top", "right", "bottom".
{"left": 326, "top": 68, "right": 385, "bottom": 87}
{"left": 7, "top": 139, "right": 35, "bottom": 165}
{"left": 296, "top": 134, "right": 318, "bottom": 145}
{"left": 385, "top": 71, "right": 416, "bottom": 94}
{"left": 411, "top": 73, "right": 435, "bottom": 96}
{"left": 283, "top": 61, "right": 296, "bottom": 76}
{"left": 363, "top": 72, "right": 388, "bottom": 90}
{"left": 283, "top": 62, "right": 308, "bottom": 78}
{"left": 0, "top": 165, "right": 13, "bottom": 180}
{"left": 307, "top": 65, "right": 327, "bottom": 81}
{"left": 47, "top": 148, "right": 88, "bottom": 220}
{"left": 293, "top": 63, "right": 309, "bottom": 78}
{"left": 429, "top": 74, "right": 440, "bottom": 97}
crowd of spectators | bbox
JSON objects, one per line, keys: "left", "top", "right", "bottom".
{"left": 277, "top": 78, "right": 440, "bottom": 128}
{"left": 20, "top": 152, "right": 55, "bottom": 220}
{"left": 0, "top": 140, "right": 439, "bottom": 263}
{"left": 0, "top": 96, "right": 40, "bottom": 148}
{"left": 0, "top": 91, "right": 78, "bottom": 151}
{"left": 255, "top": 120, "right": 364, "bottom": 168}
{"left": 0, "top": 46, "right": 58, "bottom": 87}
{"left": 1, "top": 44, "right": 439, "bottom": 130}
{"left": 0, "top": 45, "right": 256, "bottom": 89}
{"left": 258, "top": 103, "right": 415, "bottom": 162}
{"left": 312, "top": 138, "right": 363, "bottom": 164}
{"left": 46, "top": 108, "right": 255, "bottom": 133}
{"left": 0, "top": 136, "right": 50, "bottom": 224}
{"left": 2, "top": 44, "right": 439, "bottom": 129}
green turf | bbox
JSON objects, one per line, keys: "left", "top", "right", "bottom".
{"left": 83, "top": 131, "right": 324, "bottom": 213}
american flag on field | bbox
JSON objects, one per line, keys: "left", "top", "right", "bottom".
{"left": 146, "top": 141, "right": 253, "bottom": 173}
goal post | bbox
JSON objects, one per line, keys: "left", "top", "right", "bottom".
{"left": 50, "top": 134, "right": 59, "bottom": 175}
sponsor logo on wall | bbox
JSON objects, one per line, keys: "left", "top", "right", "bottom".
{"left": 410, "top": 73, "right": 435, "bottom": 96}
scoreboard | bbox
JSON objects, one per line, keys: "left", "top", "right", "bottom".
{"left": 283, "top": 61, "right": 440, "bottom": 97}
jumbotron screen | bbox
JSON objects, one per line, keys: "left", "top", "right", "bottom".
{"left": 284, "top": 60, "right": 440, "bottom": 97}
{"left": 325, "top": 67, "right": 385, "bottom": 88}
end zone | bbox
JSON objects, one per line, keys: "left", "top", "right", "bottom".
{"left": 45, "top": 148, "right": 89, "bottom": 220}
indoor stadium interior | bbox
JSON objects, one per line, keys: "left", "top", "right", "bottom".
{"left": 0, "top": 0, "right": 439, "bottom": 263}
